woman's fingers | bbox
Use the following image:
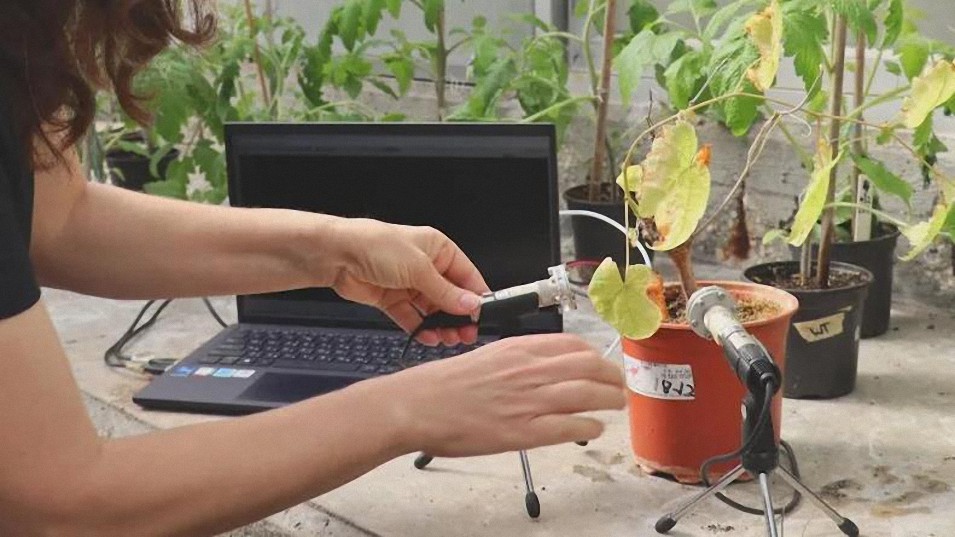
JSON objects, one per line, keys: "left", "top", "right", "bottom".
{"left": 531, "top": 379, "right": 627, "bottom": 415}
{"left": 529, "top": 350, "right": 625, "bottom": 388}
{"left": 526, "top": 415, "right": 606, "bottom": 447}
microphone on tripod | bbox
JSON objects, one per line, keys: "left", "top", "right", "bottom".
{"left": 686, "top": 286, "right": 781, "bottom": 393}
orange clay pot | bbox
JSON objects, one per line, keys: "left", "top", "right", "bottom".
{"left": 622, "top": 281, "right": 799, "bottom": 484}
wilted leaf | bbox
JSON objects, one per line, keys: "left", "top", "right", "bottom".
{"left": 588, "top": 259, "right": 664, "bottom": 340}
{"left": 901, "top": 60, "right": 955, "bottom": 129}
{"left": 745, "top": 0, "right": 782, "bottom": 92}
{"left": 900, "top": 204, "right": 949, "bottom": 260}
{"left": 789, "top": 139, "right": 841, "bottom": 246}
{"left": 615, "top": 120, "right": 711, "bottom": 251}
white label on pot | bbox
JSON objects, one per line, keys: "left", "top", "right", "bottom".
{"left": 793, "top": 311, "right": 846, "bottom": 343}
{"left": 623, "top": 355, "right": 696, "bottom": 401}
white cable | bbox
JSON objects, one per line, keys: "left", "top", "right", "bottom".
{"left": 558, "top": 209, "right": 653, "bottom": 268}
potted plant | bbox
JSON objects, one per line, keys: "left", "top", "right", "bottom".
{"left": 585, "top": 0, "right": 801, "bottom": 482}
{"left": 751, "top": 1, "right": 955, "bottom": 398}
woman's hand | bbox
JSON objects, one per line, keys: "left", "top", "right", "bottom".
{"left": 361, "top": 333, "right": 626, "bottom": 457}
{"left": 325, "top": 218, "right": 489, "bottom": 346}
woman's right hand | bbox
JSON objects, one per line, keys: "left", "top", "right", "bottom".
{"left": 363, "top": 333, "right": 626, "bottom": 458}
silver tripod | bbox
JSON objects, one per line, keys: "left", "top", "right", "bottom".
{"left": 654, "top": 391, "right": 859, "bottom": 536}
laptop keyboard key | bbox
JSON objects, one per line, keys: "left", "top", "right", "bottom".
{"left": 218, "top": 356, "right": 240, "bottom": 365}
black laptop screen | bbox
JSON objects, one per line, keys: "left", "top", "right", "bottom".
{"left": 225, "top": 124, "right": 561, "bottom": 333}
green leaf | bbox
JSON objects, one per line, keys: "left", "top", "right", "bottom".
{"left": 703, "top": 0, "right": 757, "bottom": 42}
{"left": 901, "top": 60, "right": 955, "bottom": 129}
{"left": 744, "top": 0, "right": 782, "bottom": 92}
{"left": 762, "top": 228, "right": 788, "bottom": 245}
{"left": 574, "top": 0, "right": 590, "bottom": 19}
{"left": 588, "top": 260, "right": 663, "bottom": 340}
{"left": 663, "top": 51, "right": 707, "bottom": 109}
{"left": 723, "top": 84, "right": 761, "bottom": 136}
{"left": 340, "top": 0, "right": 363, "bottom": 50}
{"left": 882, "top": 0, "right": 903, "bottom": 47}
{"left": 385, "top": 0, "right": 401, "bottom": 18}
{"left": 899, "top": 36, "right": 930, "bottom": 80}
{"left": 423, "top": 0, "right": 443, "bottom": 32}
{"left": 884, "top": 60, "right": 902, "bottom": 76}
{"left": 616, "top": 119, "right": 711, "bottom": 251}
{"left": 832, "top": 0, "right": 878, "bottom": 44}
{"left": 900, "top": 204, "right": 949, "bottom": 260}
{"left": 364, "top": 0, "right": 386, "bottom": 35}
{"left": 789, "top": 139, "right": 841, "bottom": 246}
{"left": 369, "top": 78, "right": 399, "bottom": 98}
{"left": 615, "top": 30, "right": 655, "bottom": 104}
{"left": 628, "top": 0, "right": 660, "bottom": 33}
{"left": 384, "top": 55, "right": 415, "bottom": 95}
{"left": 782, "top": 7, "right": 827, "bottom": 93}
{"left": 144, "top": 179, "right": 187, "bottom": 199}
{"left": 193, "top": 140, "right": 226, "bottom": 190}
{"left": 851, "top": 154, "right": 913, "bottom": 205}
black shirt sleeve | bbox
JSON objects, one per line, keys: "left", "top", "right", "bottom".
{"left": 0, "top": 93, "right": 40, "bottom": 320}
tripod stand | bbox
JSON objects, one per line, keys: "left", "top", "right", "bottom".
{"left": 654, "top": 383, "right": 859, "bottom": 537}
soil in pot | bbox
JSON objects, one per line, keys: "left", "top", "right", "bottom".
{"left": 623, "top": 281, "right": 798, "bottom": 484}
{"left": 563, "top": 183, "right": 653, "bottom": 269}
{"left": 789, "top": 223, "right": 899, "bottom": 338}
{"left": 744, "top": 261, "right": 873, "bottom": 399}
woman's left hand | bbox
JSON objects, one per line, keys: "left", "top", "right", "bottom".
{"left": 324, "top": 218, "right": 489, "bottom": 346}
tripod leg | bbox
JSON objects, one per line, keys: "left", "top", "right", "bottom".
{"left": 776, "top": 467, "right": 859, "bottom": 537}
{"left": 413, "top": 453, "right": 434, "bottom": 469}
{"left": 757, "top": 473, "right": 780, "bottom": 537}
{"left": 518, "top": 450, "right": 540, "bottom": 518}
{"left": 655, "top": 465, "right": 747, "bottom": 534}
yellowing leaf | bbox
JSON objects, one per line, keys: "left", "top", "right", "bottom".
{"left": 619, "top": 119, "right": 711, "bottom": 251}
{"left": 588, "top": 259, "right": 664, "bottom": 340}
{"left": 900, "top": 204, "right": 949, "bottom": 260}
{"left": 616, "top": 165, "right": 642, "bottom": 193}
{"left": 901, "top": 60, "right": 955, "bottom": 129}
{"left": 744, "top": 0, "right": 782, "bottom": 92}
{"left": 788, "top": 139, "right": 841, "bottom": 246}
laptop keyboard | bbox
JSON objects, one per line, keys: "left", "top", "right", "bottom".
{"left": 196, "top": 328, "right": 484, "bottom": 375}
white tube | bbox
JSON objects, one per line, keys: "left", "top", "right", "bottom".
{"left": 558, "top": 209, "right": 653, "bottom": 268}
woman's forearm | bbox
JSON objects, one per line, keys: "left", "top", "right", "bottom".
{"left": 35, "top": 182, "right": 345, "bottom": 299}
{"left": 70, "top": 380, "right": 405, "bottom": 537}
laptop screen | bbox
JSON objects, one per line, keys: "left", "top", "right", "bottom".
{"left": 225, "top": 123, "right": 562, "bottom": 334}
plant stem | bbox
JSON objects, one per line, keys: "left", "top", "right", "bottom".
{"left": 582, "top": 0, "right": 600, "bottom": 97}
{"left": 588, "top": 0, "right": 617, "bottom": 201}
{"left": 668, "top": 242, "right": 698, "bottom": 299}
{"left": 242, "top": 0, "right": 271, "bottom": 108}
{"left": 521, "top": 95, "right": 598, "bottom": 123}
{"left": 824, "top": 202, "right": 909, "bottom": 228}
{"left": 851, "top": 31, "right": 867, "bottom": 239}
{"left": 434, "top": 5, "right": 448, "bottom": 120}
{"left": 816, "top": 16, "right": 847, "bottom": 289}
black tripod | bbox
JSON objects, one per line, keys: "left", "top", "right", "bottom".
{"left": 654, "top": 381, "right": 859, "bottom": 536}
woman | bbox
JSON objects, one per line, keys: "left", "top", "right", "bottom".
{"left": 0, "top": 1, "right": 626, "bottom": 535}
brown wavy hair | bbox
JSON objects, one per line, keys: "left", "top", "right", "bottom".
{"left": 0, "top": 0, "right": 215, "bottom": 167}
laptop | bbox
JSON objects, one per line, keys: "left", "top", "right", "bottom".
{"left": 133, "top": 122, "right": 563, "bottom": 415}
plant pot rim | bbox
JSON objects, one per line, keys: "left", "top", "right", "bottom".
{"left": 562, "top": 183, "right": 624, "bottom": 206}
{"left": 834, "top": 222, "right": 901, "bottom": 246}
{"left": 649, "top": 280, "right": 799, "bottom": 333}
{"left": 743, "top": 261, "right": 874, "bottom": 295}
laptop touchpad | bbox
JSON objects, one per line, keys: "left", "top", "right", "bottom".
{"left": 239, "top": 373, "right": 359, "bottom": 404}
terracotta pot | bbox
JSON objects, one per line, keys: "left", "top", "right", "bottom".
{"left": 622, "top": 281, "right": 799, "bottom": 484}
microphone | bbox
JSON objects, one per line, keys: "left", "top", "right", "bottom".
{"left": 686, "top": 286, "right": 780, "bottom": 393}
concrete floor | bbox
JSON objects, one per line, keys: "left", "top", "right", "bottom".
{"left": 45, "top": 267, "right": 955, "bottom": 537}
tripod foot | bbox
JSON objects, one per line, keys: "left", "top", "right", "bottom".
{"left": 525, "top": 491, "right": 541, "bottom": 519}
{"left": 413, "top": 453, "right": 434, "bottom": 470}
{"left": 838, "top": 519, "right": 859, "bottom": 537}
{"left": 654, "top": 516, "right": 677, "bottom": 534}
{"left": 575, "top": 441, "right": 589, "bottom": 446}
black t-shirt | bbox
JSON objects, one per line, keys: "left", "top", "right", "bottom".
{"left": 0, "top": 89, "right": 40, "bottom": 320}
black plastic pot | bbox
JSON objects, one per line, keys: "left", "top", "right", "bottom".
{"left": 744, "top": 261, "right": 873, "bottom": 399}
{"left": 107, "top": 148, "right": 179, "bottom": 192}
{"left": 789, "top": 224, "right": 899, "bottom": 338}
{"left": 563, "top": 184, "right": 652, "bottom": 267}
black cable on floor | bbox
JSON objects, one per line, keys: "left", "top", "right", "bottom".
{"left": 698, "top": 382, "right": 803, "bottom": 516}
